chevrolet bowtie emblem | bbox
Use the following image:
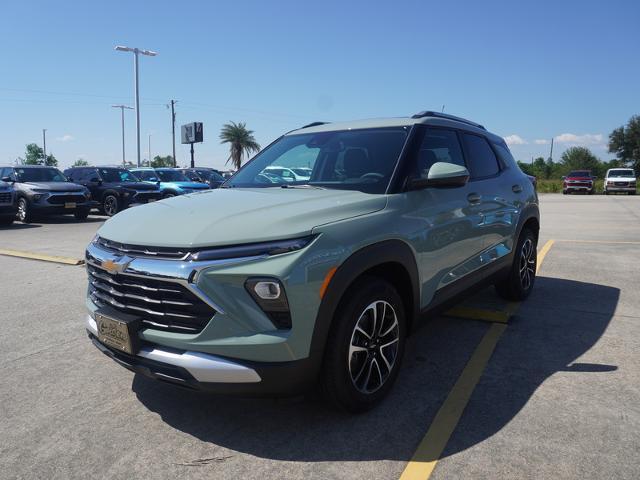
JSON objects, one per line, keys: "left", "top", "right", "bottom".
{"left": 102, "top": 256, "right": 133, "bottom": 274}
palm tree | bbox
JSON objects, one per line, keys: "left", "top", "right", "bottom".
{"left": 219, "top": 121, "right": 261, "bottom": 170}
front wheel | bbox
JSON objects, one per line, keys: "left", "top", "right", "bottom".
{"left": 495, "top": 228, "right": 538, "bottom": 301}
{"left": 17, "top": 197, "right": 32, "bottom": 223}
{"left": 320, "top": 277, "right": 406, "bottom": 412}
{"left": 102, "top": 194, "right": 119, "bottom": 217}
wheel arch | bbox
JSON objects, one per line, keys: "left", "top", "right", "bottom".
{"left": 308, "top": 239, "right": 420, "bottom": 375}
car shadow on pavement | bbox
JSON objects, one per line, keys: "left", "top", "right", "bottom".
{"left": 25, "top": 216, "right": 105, "bottom": 225}
{"left": 132, "top": 276, "right": 619, "bottom": 463}
{"left": 0, "top": 223, "right": 41, "bottom": 230}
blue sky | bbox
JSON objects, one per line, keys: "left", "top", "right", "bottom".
{"left": 0, "top": 0, "right": 638, "bottom": 169}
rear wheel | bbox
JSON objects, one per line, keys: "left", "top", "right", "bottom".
{"left": 321, "top": 277, "right": 406, "bottom": 412}
{"left": 17, "top": 197, "right": 32, "bottom": 223}
{"left": 102, "top": 194, "right": 119, "bottom": 217}
{"left": 495, "top": 228, "right": 538, "bottom": 301}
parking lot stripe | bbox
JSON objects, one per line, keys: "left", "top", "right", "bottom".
{"left": 555, "top": 239, "right": 640, "bottom": 245}
{"left": 399, "top": 322, "right": 507, "bottom": 480}
{"left": 0, "top": 249, "right": 84, "bottom": 266}
{"left": 399, "top": 239, "right": 555, "bottom": 480}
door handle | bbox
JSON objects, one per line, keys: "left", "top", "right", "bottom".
{"left": 467, "top": 193, "right": 481, "bottom": 204}
{"left": 512, "top": 184, "right": 523, "bottom": 193}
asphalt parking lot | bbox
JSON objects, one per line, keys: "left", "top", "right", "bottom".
{"left": 1, "top": 194, "right": 639, "bottom": 480}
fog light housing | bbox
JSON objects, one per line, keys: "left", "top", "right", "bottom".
{"left": 245, "top": 278, "right": 291, "bottom": 329}
{"left": 254, "top": 281, "right": 281, "bottom": 300}
{"left": 33, "top": 194, "right": 43, "bottom": 201}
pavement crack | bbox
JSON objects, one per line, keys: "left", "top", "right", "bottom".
{"left": 173, "top": 455, "right": 234, "bottom": 467}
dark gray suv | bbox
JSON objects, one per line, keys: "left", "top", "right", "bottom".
{"left": 0, "top": 165, "right": 93, "bottom": 223}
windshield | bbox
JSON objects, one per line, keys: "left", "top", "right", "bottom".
{"left": 568, "top": 171, "right": 591, "bottom": 177}
{"left": 15, "top": 167, "right": 69, "bottom": 182}
{"left": 608, "top": 169, "right": 634, "bottom": 178}
{"left": 100, "top": 168, "right": 140, "bottom": 183}
{"left": 227, "top": 127, "right": 409, "bottom": 194}
{"left": 197, "top": 170, "right": 224, "bottom": 182}
{"left": 156, "top": 169, "right": 190, "bottom": 182}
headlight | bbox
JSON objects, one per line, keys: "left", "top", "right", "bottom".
{"left": 31, "top": 188, "right": 48, "bottom": 193}
{"left": 189, "top": 236, "right": 316, "bottom": 261}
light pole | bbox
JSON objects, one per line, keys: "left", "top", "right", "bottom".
{"left": 115, "top": 45, "right": 157, "bottom": 167}
{"left": 148, "top": 133, "right": 152, "bottom": 165}
{"left": 42, "top": 129, "right": 47, "bottom": 164}
{"left": 112, "top": 105, "right": 133, "bottom": 166}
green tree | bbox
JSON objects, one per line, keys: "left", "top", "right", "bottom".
{"left": 559, "top": 147, "right": 600, "bottom": 175}
{"left": 220, "top": 121, "right": 261, "bottom": 170}
{"left": 517, "top": 161, "right": 534, "bottom": 176}
{"left": 18, "top": 143, "right": 58, "bottom": 166}
{"left": 609, "top": 115, "right": 640, "bottom": 174}
{"left": 150, "top": 155, "right": 175, "bottom": 168}
{"left": 72, "top": 158, "right": 89, "bottom": 167}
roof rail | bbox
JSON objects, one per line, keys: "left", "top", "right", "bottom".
{"left": 300, "top": 121, "right": 329, "bottom": 129}
{"left": 411, "top": 111, "right": 485, "bottom": 130}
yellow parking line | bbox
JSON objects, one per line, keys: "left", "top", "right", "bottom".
{"left": 399, "top": 239, "right": 555, "bottom": 480}
{"left": 399, "top": 322, "right": 507, "bottom": 480}
{"left": 555, "top": 239, "right": 640, "bottom": 245}
{"left": 0, "top": 248, "right": 84, "bottom": 266}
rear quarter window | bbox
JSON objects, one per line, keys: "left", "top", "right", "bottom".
{"left": 461, "top": 133, "right": 500, "bottom": 179}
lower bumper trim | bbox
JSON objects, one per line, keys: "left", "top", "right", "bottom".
{"left": 86, "top": 314, "right": 260, "bottom": 384}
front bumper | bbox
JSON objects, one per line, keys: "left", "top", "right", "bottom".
{"left": 0, "top": 204, "right": 17, "bottom": 216}
{"left": 605, "top": 185, "right": 636, "bottom": 192}
{"left": 86, "top": 314, "right": 315, "bottom": 395}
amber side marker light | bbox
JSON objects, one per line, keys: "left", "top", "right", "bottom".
{"left": 319, "top": 267, "right": 337, "bottom": 299}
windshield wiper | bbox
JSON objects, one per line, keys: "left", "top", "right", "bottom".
{"left": 280, "top": 184, "right": 326, "bottom": 190}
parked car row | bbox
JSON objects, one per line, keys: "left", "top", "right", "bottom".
{"left": 0, "top": 165, "right": 227, "bottom": 225}
{"left": 562, "top": 168, "right": 637, "bottom": 195}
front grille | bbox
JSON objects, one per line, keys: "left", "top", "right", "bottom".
{"left": 133, "top": 191, "right": 160, "bottom": 201}
{"left": 95, "top": 236, "right": 190, "bottom": 260}
{"left": 0, "top": 192, "right": 12, "bottom": 204}
{"left": 614, "top": 181, "right": 629, "bottom": 187}
{"left": 47, "top": 194, "right": 86, "bottom": 204}
{"left": 87, "top": 265, "right": 215, "bottom": 333}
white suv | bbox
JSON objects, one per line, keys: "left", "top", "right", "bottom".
{"left": 604, "top": 168, "right": 637, "bottom": 195}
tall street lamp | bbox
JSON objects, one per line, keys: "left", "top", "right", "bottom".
{"left": 112, "top": 105, "right": 133, "bottom": 166}
{"left": 114, "top": 45, "right": 157, "bottom": 167}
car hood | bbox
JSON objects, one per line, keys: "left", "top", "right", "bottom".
{"left": 23, "top": 182, "right": 85, "bottom": 192}
{"left": 98, "top": 187, "right": 387, "bottom": 248}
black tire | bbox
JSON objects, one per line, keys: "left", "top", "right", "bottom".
{"left": 74, "top": 208, "right": 90, "bottom": 221}
{"left": 16, "top": 197, "right": 32, "bottom": 223}
{"left": 495, "top": 228, "right": 538, "bottom": 301}
{"left": 562, "top": 190, "right": 568, "bottom": 195}
{"left": 163, "top": 192, "right": 177, "bottom": 199}
{"left": 102, "top": 194, "right": 119, "bottom": 217}
{"left": 0, "top": 216, "right": 14, "bottom": 226}
{"left": 604, "top": 190, "right": 608, "bottom": 195}
{"left": 320, "top": 276, "right": 406, "bottom": 413}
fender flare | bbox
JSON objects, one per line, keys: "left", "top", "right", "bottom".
{"left": 307, "top": 239, "right": 420, "bottom": 375}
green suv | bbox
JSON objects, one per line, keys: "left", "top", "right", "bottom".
{"left": 85, "top": 111, "right": 539, "bottom": 411}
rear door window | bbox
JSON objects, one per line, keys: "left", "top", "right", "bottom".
{"left": 461, "top": 133, "right": 500, "bottom": 179}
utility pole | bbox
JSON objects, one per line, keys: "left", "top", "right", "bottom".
{"left": 115, "top": 45, "right": 158, "bottom": 167}
{"left": 112, "top": 105, "right": 133, "bottom": 166}
{"left": 42, "top": 129, "right": 47, "bottom": 164}
{"left": 549, "top": 137, "right": 554, "bottom": 162}
{"left": 169, "top": 100, "right": 177, "bottom": 167}
{"left": 148, "top": 134, "right": 152, "bottom": 166}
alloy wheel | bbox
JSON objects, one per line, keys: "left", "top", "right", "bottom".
{"left": 519, "top": 238, "right": 536, "bottom": 291}
{"left": 348, "top": 300, "right": 400, "bottom": 394}
{"left": 104, "top": 196, "right": 118, "bottom": 216}
{"left": 17, "top": 199, "right": 27, "bottom": 222}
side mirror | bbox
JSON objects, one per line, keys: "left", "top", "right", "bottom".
{"left": 89, "top": 177, "right": 102, "bottom": 185}
{"left": 407, "top": 162, "right": 470, "bottom": 190}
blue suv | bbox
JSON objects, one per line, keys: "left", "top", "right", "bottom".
{"left": 131, "top": 168, "right": 209, "bottom": 198}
